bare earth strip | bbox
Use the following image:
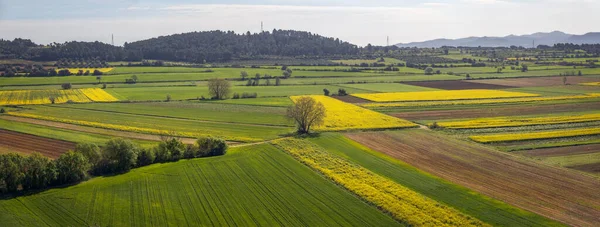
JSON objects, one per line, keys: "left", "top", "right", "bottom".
{"left": 346, "top": 130, "right": 600, "bottom": 227}
{"left": 569, "top": 163, "right": 600, "bottom": 174}
{"left": 518, "top": 144, "right": 600, "bottom": 157}
{"left": 0, "top": 129, "right": 75, "bottom": 159}
{"left": 466, "top": 76, "right": 600, "bottom": 87}
{"left": 391, "top": 101, "right": 600, "bottom": 120}
{"left": 0, "top": 115, "right": 198, "bottom": 145}
{"left": 402, "top": 80, "right": 516, "bottom": 90}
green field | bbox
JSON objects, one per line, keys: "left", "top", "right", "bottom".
{"left": 308, "top": 133, "right": 561, "bottom": 227}
{"left": 0, "top": 144, "right": 399, "bottom": 226}
{"left": 211, "top": 97, "right": 292, "bottom": 107}
{"left": 14, "top": 106, "right": 292, "bottom": 142}
{"left": 58, "top": 102, "right": 291, "bottom": 126}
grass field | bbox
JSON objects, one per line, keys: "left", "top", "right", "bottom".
{"left": 0, "top": 144, "right": 399, "bottom": 226}
{"left": 353, "top": 89, "right": 539, "bottom": 102}
{"left": 309, "top": 133, "right": 561, "bottom": 226}
{"left": 8, "top": 106, "right": 291, "bottom": 142}
{"left": 210, "top": 97, "right": 292, "bottom": 107}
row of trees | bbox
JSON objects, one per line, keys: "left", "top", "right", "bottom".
{"left": 0, "top": 66, "right": 104, "bottom": 77}
{"left": 0, "top": 137, "right": 227, "bottom": 194}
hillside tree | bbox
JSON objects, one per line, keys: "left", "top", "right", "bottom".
{"left": 286, "top": 97, "right": 326, "bottom": 134}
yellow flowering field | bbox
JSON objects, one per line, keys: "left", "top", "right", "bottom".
{"left": 273, "top": 138, "right": 487, "bottom": 227}
{"left": 470, "top": 127, "right": 600, "bottom": 143}
{"left": 0, "top": 88, "right": 118, "bottom": 105}
{"left": 581, "top": 82, "right": 600, "bottom": 86}
{"left": 362, "top": 94, "right": 600, "bottom": 108}
{"left": 6, "top": 112, "right": 259, "bottom": 142}
{"left": 437, "top": 113, "right": 600, "bottom": 129}
{"left": 352, "top": 89, "right": 539, "bottom": 102}
{"left": 58, "top": 68, "right": 114, "bottom": 74}
{"left": 81, "top": 88, "right": 119, "bottom": 102}
{"left": 290, "top": 95, "right": 416, "bottom": 131}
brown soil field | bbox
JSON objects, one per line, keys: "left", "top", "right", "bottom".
{"left": 0, "top": 129, "right": 75, "bottom": 159}
{"left": 391, "top": 101, "right": 600, "bottom": 120}
{"left": 331, "top": 95, "right": 371, "bottom": 103}
{"left": 569, "top": 163, "right": 600, "bottom": 174}
{"left": 0, "top": 115, "right": 198, "bottom": 145}
{"left": 518, "top": 144, "right": 600, "bottom": 157}
{"left": 401, "top": 80, "right": 517, "bottom": 90}
{"left": 467, "top": 76, "right": 600, "bottom": 87}
{"left": 346, "top": 130, "right": 600, "bottom": 227}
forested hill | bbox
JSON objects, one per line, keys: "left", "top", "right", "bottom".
{"left": 125, "top": 30, "right": 359, "bottom": 62}
{"left": 0, "top": 30, "right": 359, "bottom": 63}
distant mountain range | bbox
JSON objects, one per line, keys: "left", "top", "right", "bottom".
{"left": 395, "top": 31, "right": 600, "bottom": 48}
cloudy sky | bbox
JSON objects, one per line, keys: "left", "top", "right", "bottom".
{"left": 0, "top": 0, "right": 597, "bottom": 46}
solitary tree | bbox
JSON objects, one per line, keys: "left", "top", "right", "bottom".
{"left": 240, "top": 71, "right": 248, "bottom": 80}
{"left": 131, "top": 75, "right": 138, "bottom": 83}
{"left": 49, "top": 96, "right": 56, "bottom": 104}
{"left": 286, "top": 97, "right": 326, "bottom": 134}
{"left": 424, "top": 67, "right": 434, "bottom": 75}
{"left": 563, "top": 76, "right": 567, "bottom": 85}
{"left": 208, "top": 78, "right": 231, "bottom": 99}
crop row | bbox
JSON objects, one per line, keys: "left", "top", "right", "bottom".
{"left": 362, "top": 94, "right": 600, "bottom": 108}
{"left": 470, "top": 127, "right": 600, "bottom": 143}
{"left": 290, "top": 95, "right": 416, "bottom": 131}
{"left": 437, "top": 113, "right": 600, "bottom": 129}
{"left": 273, "top": 138, "right": 487, "bottom": 227}
{"left": 352, "top": 89, "right": 538, "bottom": 102}
{"left": 6, "top": 112, "right": 259, "bottom": 142}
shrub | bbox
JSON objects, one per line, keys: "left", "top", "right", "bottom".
{"left": 196, "top": 137, "right": 228, "bottom": 157}
{"left": 61, "top": 83, "right": 72, "bottom": 89}
{"left": 0, "top": 108, "right": 5, "bottom": 114}
{"left": 166, "top": 94, "right": 171, "bottom": 102}
{"left": 183, "top": 144, "right": 198, "bottom": 159}
{"left": 232, "top": 93, "right": 240, "bottom": 99}
{"left": 22, "top": 153, "right": 57, "bottom": 190}
{"left": 55, "top": 151, "right": 89, "bottom": 184}
{"left": 155, "top": 137, "right": 185, "bottom": 162}
{"left": 241, "top": 92, "right": 257, "bottom": 98}
{"left": 430, "top": 122, "right": 440, "bottom": 129}
{"left": 137, "top": 149, "right": 155, "bottom": 167}
{"left": 100, "top": 138, "right": 138, "bottom": 173}
{"left": 323, "top": 88, "right": 330, "bottom": 96}
{"left": 74, "top": 143, "right": 101, "bottom": 169}
{"left": 338, "top": 88, "right": 348, "bottom": 96}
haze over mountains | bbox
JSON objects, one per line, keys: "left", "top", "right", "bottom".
{"left": 395, "top": 31, "right": 600, "bottom": 48}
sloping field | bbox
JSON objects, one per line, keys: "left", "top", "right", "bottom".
{"left": 290, "top": 95, "right": 416, "bottom": 131}
{"left": 0, "top": 144, "right": 399, "bottom": 226}
{"left": 466, "top": 76, "right": 600, "bottom": 87}
{"left": 0, "top": 88, "right": 118, "bottom": 105}
{"left": 0, "top": 129, "right": 75, "bottom": 158}
{"left": 401, "top": 80, "right": 516, "bottom": 90}
{"left": 347, "top": 130, "right": 600, "bottom": 227}
{"left": 352, "top": 89, "right": 538, "bottom": 102}
{"left": 438, "top": 113, "right": 600, "bottom": 129}
{"left": 390, "top": 102, "right": 600, "bottom": 120}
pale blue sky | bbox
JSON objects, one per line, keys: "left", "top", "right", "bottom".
{"left": 0, "top": 0, "right": 597, "bottom": 46}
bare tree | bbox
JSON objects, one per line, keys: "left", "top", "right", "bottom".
{"left": 207, "top": 78, "right": 231, "bottom": 100}
{"left": 286, "top": 97, "right": 326, "bottom": 133}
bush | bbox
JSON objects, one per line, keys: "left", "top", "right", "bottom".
{"left": 155, "top": 137, "right": 185, "bottom": 162}
{"left": 232, "top": 93, "right": 240, "bottom": 99}
{"left": 55, "top": 151, "right": 89, "bottom": 184}
{"left": 166, "top": 94, "right": 171, "bottom": 102}
{"left": 74, "top": 143, "right": 101, "bottom": 169}
{"left": 196, "top": 137, "right": 228, "bottom": 157}
{"left": 61, "top": 83, "right": 72, "bottom": 89}
{"left": 22, "top": 153, "right": 57, "bottom": 190}
{"left": 338, "top": 89, "right": 348, "bottom": 96}
{"left": 183, "top": 144, "right": 198, "bottom": 159}
{"left": 0, "top": 108, "right": 5, "bottom": 114}
{"left": 0, "top": 153, "right": 25, "bottom": 192}
{"left": 137, "top": 149, "right": 155, "bottom": 167}
{"left": 100, "top": 138, "right": 138, "bottom": 173}
{"left": 241, "top": 92, "right": 257, "bottom": 98}
{"left": 323, "top": 88, "right": 330, "bottom": 96}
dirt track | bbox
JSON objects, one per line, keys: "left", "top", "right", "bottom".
{"left": 347, "top": 130, "right": 600, "bottom": 227}
{"left": 391, "top": 101, "right": 600, "bottom": 120}
{"left": 0, "top": 129, "right": 75, "bottom": 159}
{"left": 402, "top": 80, "right": 516, "bottom": 90}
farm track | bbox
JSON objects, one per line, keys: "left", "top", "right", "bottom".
{"left": 467, "top": 76, "right": 600, "bottom": 87}
{"left": 0, "top": 129, "right": 75, "bottom": 158}
{"left": 0, "top": 115, "right": 199, "bottom": 145}
{"left": 390, "top": 101, "right": 600, "bottom": 120}
{"left": 347, "top": 130, "right": 600, "bottom": 227}
{"left": 402, "top": 80, "right": 517, "bottom": 90}
{"left": 519, "top": 144, "right": 600, "bottom": 157}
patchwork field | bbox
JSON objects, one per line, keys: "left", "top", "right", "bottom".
{"left": 353, "top": 89, "right": 538, "bottom": 102}
{"left": 0, "top": 144, "right": 399, "bottom": 226}
{"left": 346, "top": 130, "right": 600, "bottom": 227}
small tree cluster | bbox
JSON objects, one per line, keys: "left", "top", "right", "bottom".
{"left": 61, "top": 83, "right": 72, "bottom": 89}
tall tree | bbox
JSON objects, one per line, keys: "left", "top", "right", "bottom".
{"left": 286, "top": 97, "right": 326, "bottom": 133}
{"left": 207, "top": 79, "right": 231, "bottom": 100}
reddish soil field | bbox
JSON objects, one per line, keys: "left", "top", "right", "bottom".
{"left": 0, "top": 129, "right": 75, "bottom": 159}
{"left": 519, "top": 144, "right": 600, "bottom": 157}
{"left": 467, "top": 76, "right": 600, "bottom": 87}
{"left": 346, "top": 130, "right": 600, "bottom": 227}
{"left": 401, "top": 80, "right": 516, "bottom": 90}
{"left": 391, "top": 101, "right": 600, "bottom": 120}
{"left": 569, "top": 163, "right": 600, "bottom": 174}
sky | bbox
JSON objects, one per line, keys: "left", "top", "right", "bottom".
{"left": 0, "top": 0, "right": 598, "bottom": 46}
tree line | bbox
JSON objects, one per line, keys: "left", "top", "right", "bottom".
{"left": 0, "top": 137, "right": 227, "bottom": 195}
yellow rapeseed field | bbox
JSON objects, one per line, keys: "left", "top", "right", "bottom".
{"left": 361, "top": 94, "right": 600, "bottom": 108}
{"left": 0, "top": 88, "right": 118, "bottom": 105}
{"left": 581, "top": 82, "right": 600, "bottom": 86}
{"left": 290, "top": 95, "right": 416, "bottom": 131}
{"left": 437, "top": 113, "right": 600, "bottom": 129}
{"left": 352, "top": 89, "right": 539, "bottom": 102}
{"left": 6, "top": 112, "right": 259, "bottom": 142}
{"left": 273, "top": 138, "right": 487, "bottom": 227}
{"left": 470, "top": 127, "right": 600, "bottom": 143}
{"left": 81, "top": 88, "right": 119, "bottom": 102}
{"left": 58, "top": 68, "right": 114, "bottom": 74}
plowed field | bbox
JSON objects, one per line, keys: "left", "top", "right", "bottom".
{"left": 0, "top": 129, "right": 75, "bottom": 158}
